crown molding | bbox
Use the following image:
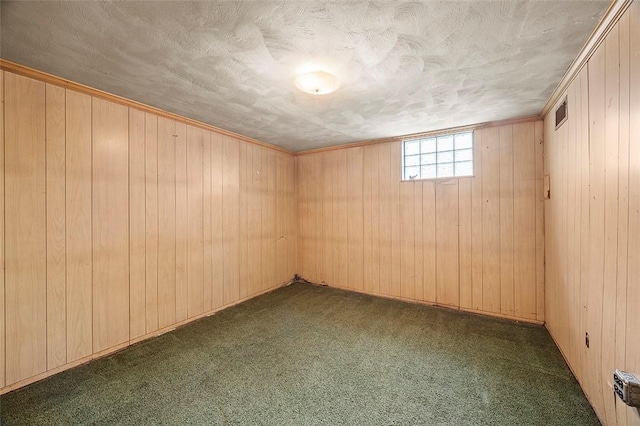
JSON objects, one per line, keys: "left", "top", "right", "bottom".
{"left": 0, "top": 59, "right": 294, "bottom": 155}
{"left": 540, "top": 0, "right": 633, "bottom": 118}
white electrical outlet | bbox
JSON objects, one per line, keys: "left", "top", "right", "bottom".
{"left": 614, "top": 370, "right": 640, "bottom": 407}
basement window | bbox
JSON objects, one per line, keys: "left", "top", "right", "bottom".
{"left": 402, "top": 131, "right": 474, "bottom": 180}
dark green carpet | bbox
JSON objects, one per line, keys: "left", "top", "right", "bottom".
{"left": 1, "top": 282, "right": 598, "bottom": 425}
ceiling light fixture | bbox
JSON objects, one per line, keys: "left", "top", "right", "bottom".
{"left": 295, "top": 70, "right": 340, "bottom": 95}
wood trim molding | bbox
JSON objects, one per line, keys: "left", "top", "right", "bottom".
{"left": 0, "top": 282, "right": 288, "bottom": 395}
{"left": 295, "top": 114, "right": 541, "bottom": 156}
{"left": 540, "top": 0, "right": 633, "bottom": 118}
{"left": 0, "top": 59, "right": 294, "bottom": 155}
{"left": 324, "top": 283, "right": 544, "bottom": 325}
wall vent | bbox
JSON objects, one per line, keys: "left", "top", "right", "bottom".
{"left": 555, "top": 97, "right": 568, "bottom": 129}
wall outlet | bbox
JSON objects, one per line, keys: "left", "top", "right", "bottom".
{"left": 614, "top": 370, "right": 640, "bottom": 407}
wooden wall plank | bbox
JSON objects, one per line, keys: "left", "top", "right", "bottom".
{"left": 247, "top": 144, "right": 261, "bottom": 296}
{"left": 145, "top": 113, "right": 159, "bottom": 332}
{"left": 287, "top": 155, "right": 297, "bottom": 280}
{"left": 238, "top": 143, "right": 249, "bottom": 297}
{"left": 45, "top": 83, "right": 67, "bottom": 369}
{"left": 0, "top": 70, "right": 4, "bottom": 387}
{"left": 422, "top": 181, "right": 436, "bottom": 303}
{"left": 586, "top": 44, "right": 606, "bottom": 416}
{"left": 203, "top": 131, "right": 213, "bottom": 309}
{"left": 626, "top": 3, "right": 640, "bottom": 425}
{"left": 5, "top": 73, "right": 47, "bottom": 384}
{"left": 186, "top": 125, "right": 204, "bottom": 318}
{"left": 222, "top": 136, "right": 240, "bottom": 303}
{"left": 91, "top": 98, "right": 129, "bottom": 353}
{"left": 413, "top": 181, "right": 424, "bottom": 302}
{"left": 275, "top": 153, "right": 286, "bottom": 285}
{"left": 347, "top": 147, "right": 364, "bottom": 291}
{"left": 499, "top": 126, "right": 514, "bottom": 316}
{"left": 65, "top": 90, "right": 92, "bottom": 362}
{"left": 400, "top": 181, "right": 415, "bottom": 300}
{"left": 481, "top": 127, "right": 501, "bottom": 313}
{"left": 264, "top": 150, "right": 277, "bottom": 289}
{"left": 458, "top": 177, "right": 472, "bottom": 309}
{"left": 175, "top": 122, "right": 188, "bottom": 322}
{"left": 335, "top": 150, "right": 349, "bottom": 288}
{"left": 601, "top": 25, "right": 620, "bottom": 425}
{"left": 128, "top": 108, "right": 146, "bottom": 339}
{"left": 378, "top": 144, "right": 392, "bottom": 296}
{"left": 616, "top": 11, "right": 630, "bottom": 426}
{"left": 534, "top": 120, "right": 545, "bottom": 323}
{"left": 261, "top": 149, "right": 273, "bottom": 287}
{"left": 157, "top": 116, "right": 176, "bottom": 329}
{"left": 470, "top": 130, "right": 484, "bottom": 310}
{"left": 370, "top": 145, "right": 381, "bottom": 295}
{"left": 322, "top": 151, "right": 335, "bottom": 286}
{"left": 211, "top": 132, "right": 224, "bottom": 307}
{"left": 363, "top": 148, "right": 373, "bottom": 292}
{"left": 389, "top": 143, "right": 401, "bottom": 298}
{"left": 513, "top": 122, "right": 537, "bottom": 320}
{"left": 435, "top": 181, "right": 459, "bottom": 307}
{"left": 578, "top": 68, "right": 591, "bottom": 394}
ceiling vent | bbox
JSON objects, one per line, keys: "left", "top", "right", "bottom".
{"left": 555, "top": 97, "right": 568, "bottom": 129}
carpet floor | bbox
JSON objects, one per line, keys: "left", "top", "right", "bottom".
{"left": 1, "top": 282, "right": 598, "bottom": 425}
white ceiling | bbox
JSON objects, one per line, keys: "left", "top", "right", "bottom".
{"left": 1, "top": 1, "right": 609, "bottom": 151}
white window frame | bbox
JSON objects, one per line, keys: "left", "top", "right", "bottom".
{"left": 401, "top": 131, "right": 474, "bottom": 181}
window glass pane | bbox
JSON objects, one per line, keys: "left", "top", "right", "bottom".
{"left": 421, "top": 138, "right": 437, "bottom": 153}
{"left": 402, "top": 131, "right": 473, "bottom": 181}
{"left": 405, "top": 154, "right": 420, "bottom": 166}
{"left": 455, "top": 161, "right": 473, "bottom": 176}
{"left": 405, "top": 140, "right": 420, "bottom": 155}
{"left": 421, "top": 153, "right": 437, "bottom": 165}
{"left": 437, "top": 162, "right": 453, "bottom": 177}
{"left": 455, "top": 133, "right": 473, "bottom": 150}
{"left": 405, "top": 166, "right": 420, "bottom": 180}
{"left": 437, "top": 135, "right": 453, "bottom": 151}
{"left": 421, "top": 165, "right": 437, "bottom": 179}
{"left": 455, "top": 148, "right": 473, "bottom": 162}
{"left": 437, "top": 151, "right": 454, "bottom": 163}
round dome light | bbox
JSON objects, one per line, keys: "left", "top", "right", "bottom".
{"left": 295, "top": 70, "right": 340, "bottom": 95}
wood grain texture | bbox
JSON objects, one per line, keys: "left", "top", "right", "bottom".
{"left": 222, "top": 136, "right": 240, "bottom": 304}
{"left": 498, "top": 126, "right": 514, "bottom": 317}
{"left": 211, "top": 132, "right": 224, "bottom": 308}
{"left": 5, "top": 73, "right": 47, "bottom": 384}
{"left": 186, "top": 125, "right": 204, "bottom": 318}
{"left": 129, "top": 108, "right": 146, "bottom": 340}
{"left": 435, "top": 180, "right": 459, "bottom": 307}
{"left": 0, "top": 69, "right": 298, "bottom": 395}
{"left": 513, "top": 122, "right": 537, "bottom": 320}
{"left": 46, "top": 83, "right": 67, "bottom": 369}
{"left": 157, "top": 117, "right": 177, "bottom": 329}
{"left": 65, "top": 89, "right": 93, "bottom": 362}
{"left": 175, "top": 122, "right": 188, "bottom": 322}
{"left": 544, "top": 4, "right": 640, "bottom": 424}
{"left": 92, "top": 97, "right": 130, "bottom": 353}
{"left": 480, "top": 127, "right": 500, "bottom": 313}
{"left": 203, "top": 131, "right": 213, "bottom": 310}
{"left": 145, "top": 113, "right": 159, "bottom": 331}
{"left": 298, "top": 122, "right": 543, "bottom": 321}
{"left": 0, "top": 70, "right": 4, "bottom": 387}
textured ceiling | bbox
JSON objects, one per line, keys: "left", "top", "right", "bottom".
{"left": 1, "top": 1, "right": 609, "bottom": 151}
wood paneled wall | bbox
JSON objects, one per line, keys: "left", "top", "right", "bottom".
{"left": 297, "top": 121, "right": 545, "bottom": 323}
{"left": 544, "top": 3, "right": 640, "bottom": 425}
{"left": 0, "top": 71, "right": 297, "bottom": 393}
